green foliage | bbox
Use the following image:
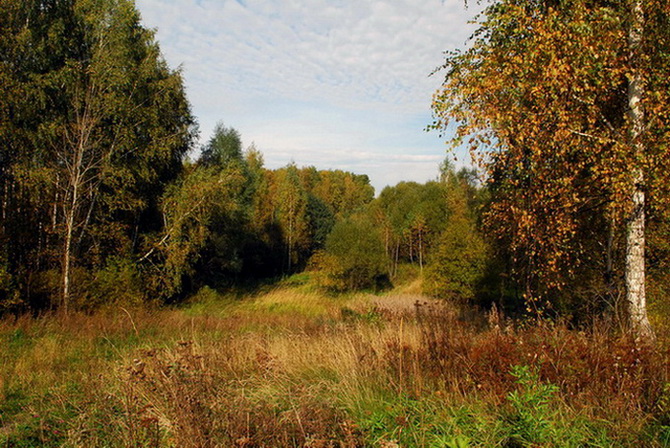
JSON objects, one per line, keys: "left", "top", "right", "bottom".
{"left": 313, "top": 217, "right": 388, "bottom": 291}
{"left": 310, "top": 169, "right": 375, "bottom": 219}
{"left": 142, "top": 164, "right": 248, "bottom": 298}
{"left": 424, "top": 218, "right": 488, "bottom": 303}
{"left": 88, "top": 257, "right": 146, "bottom": 308}
{"left": 275, "top": 164, "right": 310, "bottom": 272}
{"left": 0, "top": 254, "right": 21, "bottom": 312}
{"left": 504, "top": 365, "right": 560, "bottom": 446}
{"left": 350, "top": 385, "right": 613, "bottom": 448}
{"left": 339, "top": 306, "right": 382, "bottom": 324}
{"left": 0, "top": 0, "right": 194, "bottom": 311}
{"left": 199, "top": 122, "right": 243, "bottom": 168}
{"left": 424, "top": 170, "right": 489, "bottom": 303}
{"left": 306, "top": 193, "right": 336, "bottom": 250}
{"left": 655, "top": 382, "right": 670, "bottom": 428}
{"left": 371, "top": 180, "right": 451, "bottom": 279}
{"left": 494, "top": 365, "right": 615, "bottom": 447}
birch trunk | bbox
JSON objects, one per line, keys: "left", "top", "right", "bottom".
{"left": 418, "top": 229, "right": 423, "bottom": 273}
{"left": 59, "top": 85, "right": 102, "bottom": 314}
{"left": 62, "top": 114, "right": 86, "bottom": 314}
{"left": 625, "top": 0, "right": 654, "bottom": 342}
{"left": 62, "top": 210, "right": 74, "bottom": 313}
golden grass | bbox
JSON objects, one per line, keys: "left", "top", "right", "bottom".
{"left": 1, "top": 284, "right": 669, "bottom": 447}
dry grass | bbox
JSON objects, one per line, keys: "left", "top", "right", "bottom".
{"left": 1, "top": 283, "right": 669, "bottom": 447}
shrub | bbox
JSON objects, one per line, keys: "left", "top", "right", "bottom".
{"left": 504, "top": 365, "right": 560, "bottom": 445}
{"left": 423, "top": 214, "right": 488, "bottom": 303}
{"left": 88, "top": 257, "right": 146, "bottom": 308}
{"left": 312, "top": 217, "right": 388, "bottom": 291}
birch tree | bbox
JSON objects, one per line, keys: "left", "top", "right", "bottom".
{"left": 624, "top": 0, "right": 653, "bottom": 341}
{"left": 52, "top": 0, "right": 194, "bottom": 311}
{"left": 0, "top": 0, "right": 193, "bottom": 311}
{"left": 432, "top": 0, "right": 669, "bottom": 340}
{"left": 275, "top": 164, "right": 309, "bottom": 272}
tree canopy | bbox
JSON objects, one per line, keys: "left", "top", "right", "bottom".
{"left": 431, "top": 0, "right": 670, "bottom": 339}
{"left": 1, "top": 0, "right": 668, "bottom": 340}
{"left": 0, "top": 0, "right": 195, "bottom": 311}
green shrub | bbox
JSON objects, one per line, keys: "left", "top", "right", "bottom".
{"left": 423, "top": 215, "right": 488, "bottom": 302}
{"left": 88, "top": 257, "right": 146, "bottom": 309}
{"left": 312, "top": 217, "right": 388, "bottom": 291}
{"left": 500, "top": 365, "right": 614, "bottom": 447}
{"left": 504, "top": 365, "right": 560, "bottom": 445}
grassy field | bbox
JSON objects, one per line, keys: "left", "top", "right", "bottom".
{"left": 1, "top": 275, "right": 670, "bottom": 447}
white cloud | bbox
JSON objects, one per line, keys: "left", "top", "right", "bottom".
{"left": 135, "top": 0, "right": 482, "bottom": 192}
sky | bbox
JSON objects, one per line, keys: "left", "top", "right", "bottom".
{"left": 134, "top": 0, "right": 483, "bottom": 193}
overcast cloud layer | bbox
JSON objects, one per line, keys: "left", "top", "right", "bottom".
{"left": 134, "top": 0, "right": 481, "bottom": 192}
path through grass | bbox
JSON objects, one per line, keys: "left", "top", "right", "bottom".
{"left": 1, "top": 277, "right": 669, "bottom": 446}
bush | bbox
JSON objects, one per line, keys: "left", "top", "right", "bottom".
{"left": 88, "top": 257, "right": 146, "bottom": 309}
{"left": 424, "top": 214, "right": 489, "bottom": 303}
{"left": 312, "top": 217, "right": 388, "bottom": 291}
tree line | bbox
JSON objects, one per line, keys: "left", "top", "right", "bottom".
{"left": 0, "top": 0, "right": 490, "bottom": 315}
{"left": 1, "top": 0, "right": 669, "bottom": 343}
{"left": 0, "top": 0, "right": 376, "bottom": 311}
{"left": 309, "top": 161, "right": 489, "bottom": 297}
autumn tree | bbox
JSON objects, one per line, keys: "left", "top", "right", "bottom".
{"left": 424, "top": 166, "right": 489, "bottom": 302}
{"left": 239, "top": 147, "right": 285, "bottom": 277}
{"left": 432, "top": 0, "right": 669, "bottom": 339}
{"left": 312, "top": 170, "right": 374, "bottom": 218}
{"left": 275, "top": 163, "right": 309, "bottom": 272}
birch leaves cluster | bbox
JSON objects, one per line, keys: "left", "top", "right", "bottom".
{"left": 432, "top": 0, "right": 669, "bottom": 337}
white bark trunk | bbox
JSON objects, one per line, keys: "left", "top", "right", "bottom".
{"left": 624, "top": 169, "right": 653, "bottom": 341}
{"left": 62, "top": 133, "right": 84, "bottom": 314}
{"left": 625, "top": 0, "right": 654, "bottom": 342}
{"left": 62, "top": 213, "right": 73, "bottom": 313}
{"left": 418, "top": 229, "right": 423, "bottom": 273}
{"left": 60, "top": 88, "right": 99, "bottom": 314}
{"left": 287, "top": 192, "right": 294, "bottom": 272}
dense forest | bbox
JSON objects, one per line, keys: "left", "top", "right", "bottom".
{"left": 0, "top": 0, "right": 488, "bottom": 315}
{"left": 1, "top": 0, "right": 670, "bottom": 446}
{"left": 0, "top": 0, "right": 379, "bottom": 310}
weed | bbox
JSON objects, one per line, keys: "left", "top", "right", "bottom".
{"left": 504, "top": 365, "right": 560, "bottom": 446}
{"left": 0, "top": 285, "right": 668, "bottom": 446}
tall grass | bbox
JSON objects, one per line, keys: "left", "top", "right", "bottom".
{"left": 1, "top": 283, "right": 669, "bottom": 447}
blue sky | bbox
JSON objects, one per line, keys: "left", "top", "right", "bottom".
{"left": 134, "top": 0, "right": 482, "bottom": 193}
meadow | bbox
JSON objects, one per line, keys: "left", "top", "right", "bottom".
{"left": 1, "top": 274, "right": 669, "bottom": 447}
